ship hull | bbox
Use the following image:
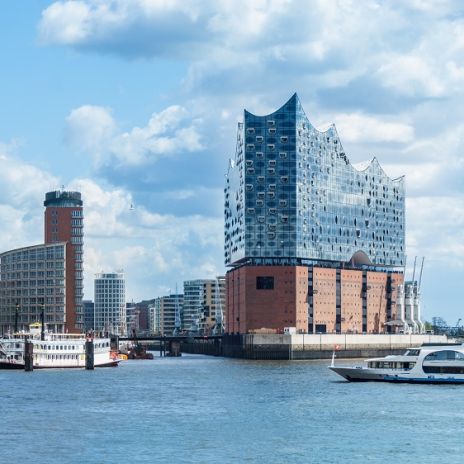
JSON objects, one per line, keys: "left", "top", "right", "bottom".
{"left": 329, "top": 366, "right": 464, "bottom": 384}
{"left": 0, "top": 361, "right": 24, "bottom": 369}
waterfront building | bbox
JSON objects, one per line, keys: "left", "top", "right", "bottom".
{"left": 224, "top": 94, "right": 407, "bottom": 334}
{"left": 183, "top": 278, "right": 225, "bottom": 334}
{"left": 83, "top": 299, "right": 94, "bottom": 332}
{"left": 126, "top": 302, "right": 150, "bottom": 336}
{"left": 0, "top": 243, "right": 67, "bottom": 333}
{"left": 126, "top": 303, "right": 138, "bottom": 336}
{"left": 44, "top": 190, "right": 84, "bottom": 331}
{"left": 94, "top": 272, "right": 126, "bottom": 335}
{"left": 0, "top": 189, "right": 84, "bottom": 334}
{"left": 149, "top": 294, "right": 183, "bottom": 335}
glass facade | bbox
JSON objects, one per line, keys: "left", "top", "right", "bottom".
{"left": 225, "top": 94, "right": 405, "bottom": 268}
{"left": 183, "top": 278, "right": 226, "bottom": 334}
{"left": 94, "top": 272, "right": 126, "bottom": 335}
{"left": 149, "top": 294, "right": 183, "bottom": 335}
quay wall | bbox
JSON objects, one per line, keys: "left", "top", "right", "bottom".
{"left": 181, "top": 333, "right": 451, "bottom": 360}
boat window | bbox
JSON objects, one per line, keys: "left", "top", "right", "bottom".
{"left": 423, "top": 365, "right": 464, "bottom": 374}
{"left": 404, "top": 349, "right": 420, "bottom": 356}
{"left": 424, "top": 350, "right": 464, "bottom": 361}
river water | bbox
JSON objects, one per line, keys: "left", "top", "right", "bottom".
{"left": 1, "top": 354, "right": 463, "bottom": 463}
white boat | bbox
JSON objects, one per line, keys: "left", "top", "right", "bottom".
{"left": 0, "top": 323, "right": 119, "bottom": 369}
{"left": 329, "top": 343, "right": 464, "bottom": 384}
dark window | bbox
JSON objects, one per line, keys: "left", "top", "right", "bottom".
{"left": 424, "top": 350, "right": 464, "bottom": 361}
{"left": 423, "top": 366, "right": 464, "bottom": 374}
{"left": 256, "top": 276, "right": 274, "bottom": 290}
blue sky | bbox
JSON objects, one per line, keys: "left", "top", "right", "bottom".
{"left": 1, "top": 0, "right": 463, "bottom": 324}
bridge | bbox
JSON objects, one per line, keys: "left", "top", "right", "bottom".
{"left": 117, "top": 335, "right": 222, "bottom": 357}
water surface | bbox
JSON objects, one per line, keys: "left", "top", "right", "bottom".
{"left": 1, "top": 354, "right": 462, "bottom": 463}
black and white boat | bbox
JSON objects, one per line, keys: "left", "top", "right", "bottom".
{"left": 0, "top": 323, "right": 119, "bottom": 369}
{"left": 329, "top": 343, "right": 464, "bottom": 384}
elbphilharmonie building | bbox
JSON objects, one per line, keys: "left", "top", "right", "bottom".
{"left": 225, "top": 94, "right": 406, "bottom": 334}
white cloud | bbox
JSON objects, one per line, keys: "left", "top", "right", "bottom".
{"left": 65, "top": 105, "right": 116, "bottom": 158}
{"left": 407, "top": 195, "right": 464, "bottom": 268}
{"left": 333, "top": 113, "right": 414, "bottom": 143}
{"left": 0, "top": 145, "right": 58, "bottom": 250}
{"left": 111, "top": 105, "right": 203, "bottom": 165}
{"left": 65, "top": 104, "right": 203, "bottom": 166}
{"left": 377, "top": 54, "right": 445, "bottom": 98}
{"left": 39, "top": 1, "right": 92, "bottom": 44}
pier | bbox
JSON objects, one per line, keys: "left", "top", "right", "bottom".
{"left": 118, "top": 333, "right": 451, "bottom": 360}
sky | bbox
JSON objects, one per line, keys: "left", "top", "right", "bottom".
{"left": 1, "top": 0, "right": 463, "bottom": 324}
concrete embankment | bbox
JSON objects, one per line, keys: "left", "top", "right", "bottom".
{"left": 182, "top": 333, "right": 451, "bottom": 360}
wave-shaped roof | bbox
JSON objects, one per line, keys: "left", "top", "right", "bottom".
{"left": 245, "top": 93, "right": 403, "bottom": 184}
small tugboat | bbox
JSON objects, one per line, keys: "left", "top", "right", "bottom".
{"left": 125, "top": 330, "right": 154, "bottom": 360}
{"left": 0, "top": 323, "right": 119, "bottom": 369}
{"left": 127, "top": 343, "right": 154, "bottom": 360}
{"left": 329, "top": 343, "right": 464, "bottom": 384}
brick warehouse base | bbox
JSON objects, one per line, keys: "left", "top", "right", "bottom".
{"left": 226, "top": 264, "right": 404, "bottom": 335}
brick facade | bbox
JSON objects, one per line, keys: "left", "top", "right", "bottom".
{"left": 226, "top": 265, "right": 403, "bottom": 334}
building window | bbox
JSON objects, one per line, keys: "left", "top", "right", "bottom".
{"left": 256, "top": 276, "right": 274, "bottom": 290}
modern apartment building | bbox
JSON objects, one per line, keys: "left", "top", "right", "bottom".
{"left": 0, "top": 190, "right": 84, "bottom": 334}
{"left": 94, "top": 272, "right": 126, "bottom": 335}
{"left": 149, "top": 294, "right": 183, "bottom": 335}
{"left": 183, "top": 278, "right": 225, "bottom": 334}
{"left": 0, "top": 243, "right": 67, "bottom": 333}
{"left": 44, "top": 190, "right": 84, "bottom": 331}
{"left": 225, "top": 94, "right": 407, "bottom": 334}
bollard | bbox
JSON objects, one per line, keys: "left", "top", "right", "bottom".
{"left": 85, "top": 339, "right": 94, "bottom": 370}
{"left": 24, "top": 339, "right": 34, "bottom": 372}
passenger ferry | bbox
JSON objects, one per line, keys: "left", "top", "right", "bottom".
{"left": 0, "top": 323, "right": 119, "bottom": 369}
{"left": 329, "top": 343, "right": 464, "bottom": 384}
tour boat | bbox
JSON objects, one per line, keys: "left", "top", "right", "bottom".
{"left": 0, "top": 323, "right": 119, "bottom": 369}
{"left": 329, "top": 343, "right": 464, "bottom": 384}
